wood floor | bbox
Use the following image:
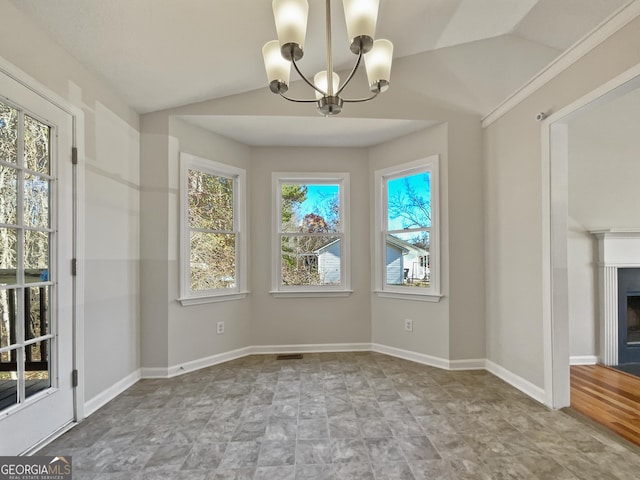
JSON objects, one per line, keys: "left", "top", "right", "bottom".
{"left": 571, "top": 364, "right": 640, "bottom": 447}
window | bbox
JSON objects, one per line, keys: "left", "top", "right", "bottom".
{"left": 179, "top": 153, "right": 247, "bottom": 305}
{"left": 272, "top": 172, "right": 351, "bottom": 297}
{"left": 374, "top": 156, "right": 441, "bottom": 301}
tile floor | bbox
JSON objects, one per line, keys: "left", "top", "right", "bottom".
{"left": 38, "top": 352, "right": 640, "bottom": 479}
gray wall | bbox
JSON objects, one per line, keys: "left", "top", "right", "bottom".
{"left": 0, "top": 0, "right": 141, "bottom": 402}
{"left": 139, "top": 116, "right": 253, "bottom": 370}
{"left": 484, "top": 16, "right": 640, "bottom": 388}
{"left": 249, "top": 146, "right": 372, "bottom": 347}
{"left": 369, "top": 119, "right": 485, "bottom": 362}
{"left": 167, "top": 118, "right": 252, "bottom": 366}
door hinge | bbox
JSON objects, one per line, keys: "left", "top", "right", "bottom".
{"left": 71, "top": 146, "right": 78, "bottom": 165}
{"left": 72, "top": 369, "right": 78, "bottom": 388}
{"left": 71, "top": 258, "right": 77, "bottom": 276}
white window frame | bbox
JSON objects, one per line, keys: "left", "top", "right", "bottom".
{"left": 271, "top": 172, "right": 352, "bottom": 297}
{"left": 374, "top": 156, "right": 442, "bottom": 302}
{"left": 179, "top": 152, "right": 248, "bottom": 305}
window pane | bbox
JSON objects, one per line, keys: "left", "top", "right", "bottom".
{"left": 0, "top": 289, "right": 17, "bottom": 349}
{"left": 386, "top": 172, "right": 431, "bottom": 229}
{"left": 24, "top": 115, "right": 50, "bottom": 174}
{"left": 190, "top": 232, "right": 236, "bottom": 291}
{"left": 385, "top": 232, "right": 430, "bottom": 288}
{"left": 25, "top": 286, "right": 48, "bottom": 340}
{"left": 0, "top": 102, "right": 18, "bottom": 164}
{"left": 0, "top": 164, "right": 17, "bottom": 225}
{"left": 0, "top": 228, "right": 17, "bottom": 285}
{"left": 281, "top": 183, "right": 341, "bottom": 233}
{"left": 281, "top": 234, "right": 340, "bottom": 286}
{"left": 188, "top": 169, "right": 233, "bottom": 231}
{"left": 25, "top": 339, "right": 50, "bottom": 399}
{"left": 24, "top": 174, "right": 50, "bottom": 228}
{"left": 24, "top": 230, "right": 49, "bottom": 283}
{"left": 0, "top": 356, "right": 17, "bottom": 411}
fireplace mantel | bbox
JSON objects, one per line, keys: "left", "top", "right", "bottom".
{"left": 591, "top": 229, "right": 640, "bottom": 365}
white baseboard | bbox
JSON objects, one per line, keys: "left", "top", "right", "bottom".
{"left": 371, "top": 343, "right": 485, "bottom": 371}
{"left": 371, "top": 343, "right": 449, "bottom": 369}
{"left": 250, "top": 343, "right": 372, "bottom": 355}
{"left": 570, "top": 355, "right": 598, "bottom": 365}
{"left": 139, "top": 366, "right": 170, "bottom": 379}
{"left": 84, "top": 369, "right": 141, "bottom": 416}
{"left": 140, "top": 346, "right": 253, "bottom": 379}
{"left": 449, "top": 358, "right": 487, "bottom": 370}
{"left": 485, "top": 360, "right": 546, "bottom": 404}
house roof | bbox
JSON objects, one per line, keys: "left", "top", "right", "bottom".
{"left": 314, "top": 236, "right": 428, "bottom": 256}
{"left": 385, "top": 236, "right": 428, "bottom": 257}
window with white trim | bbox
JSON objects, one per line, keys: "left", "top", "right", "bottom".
{"left": 374, "top": 156, "right": 441, "bottom": 301}
{"left": 272, "top": 172, "right": 351, "bottom": 297}
{"left": 179, "top": 153, "right": 247, "bottom": 305}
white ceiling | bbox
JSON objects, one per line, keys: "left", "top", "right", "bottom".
{"left": 177, "top": 115, "right": 437, "bottom": 148}
{"left": 9, "top": 0, "right": 632, "bottom": 146}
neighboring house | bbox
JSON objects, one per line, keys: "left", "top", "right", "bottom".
{"left": 385, "top": 236, "right": 429, "bottom": 285}
{"left": 315, "top": 239, "right": 341, "bottom": 284}
{"left": 316, "top": 237, "right": 429, "bottom": 285}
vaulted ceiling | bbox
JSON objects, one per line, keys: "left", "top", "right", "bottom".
{"left": 9, "top": 0, "right": 633, "bottom": 145}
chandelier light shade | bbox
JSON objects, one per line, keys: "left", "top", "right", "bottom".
{"left": 364, "top": 38, "right": 393, "bottom": 92}
{"left": 262, "top": 0, "right": 393, "bottom": 116}
{"left": 263, "top": 40, "right": 292, "bottom": 93}
{"left": 314, "top": 71, "right": 340, "bottom": 99}
{"left": 273, "top": 0, "right": 309, "bottom": 61}
{"left": 342, "top": 0, "right": 379, "bottom": 53}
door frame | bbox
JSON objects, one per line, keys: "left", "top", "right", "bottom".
{"left": 0, "top": 56, "right": 85, "bottom": 427}
{"left": 542, "top": 63, "right": 640, "bottom": 409}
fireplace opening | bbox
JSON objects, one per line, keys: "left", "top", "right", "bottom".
{"left": 627, "top": 294, "right": 640, "bottom": 345}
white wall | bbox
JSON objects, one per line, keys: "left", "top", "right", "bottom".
{"left": 567, "top": 87, "right": 640, "bottom": 359}
{"left": 0, "top": 0, "right": 141, "bottom": 403}
{"left": 484, "top": 15, "right": 640, "bottom": 388}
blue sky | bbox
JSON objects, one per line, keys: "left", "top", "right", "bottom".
{"left": 387, "top": 172, "right": 431, "bottom": 231}
{"left": 291, "top": 174, "right": 430, "bottom": 231}
{"left": 296, "top": 184, "right": 339, "bottom": 220}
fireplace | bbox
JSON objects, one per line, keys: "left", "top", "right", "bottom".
{"left": 618, "top": 268, "right": 640, "bottom": 363}
{"left": 627, "top": 294, "right": 640, "bottom": 343}
{"left": 591, "top": 230, "right": 640, "bottom": 365}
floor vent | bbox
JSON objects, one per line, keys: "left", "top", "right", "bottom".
{"left": 276, "top": 354, "right": 303, "bottom": 360}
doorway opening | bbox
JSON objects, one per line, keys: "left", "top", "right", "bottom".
{"left": 544, "top": 64, "right": 640, "bottom": 408}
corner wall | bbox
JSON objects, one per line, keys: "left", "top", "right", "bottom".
{"left": 167, "top": 118, "right": 252, "bottom": 367}
{"left": 140, "top": 116, "right": 253, "bottom": 373}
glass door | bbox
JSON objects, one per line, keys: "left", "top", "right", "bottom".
{"left": 0, "top": 70, "right": 75, "bottom": 455}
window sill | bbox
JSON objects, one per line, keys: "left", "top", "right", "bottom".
{"left": 374, "top": 290, "right": 443, "bottom": 302}
{"left": 179, "top": 291, "right": 250, "bottom": 306}
{"left": 270, "top": 290, "right": 353, "bottom": 298}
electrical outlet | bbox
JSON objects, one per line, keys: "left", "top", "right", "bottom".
{"left": 216, "top": 321, "right": 224, "bottom": 335}
{"left": 404, "top": 319, "right": 413, "bottom": 332}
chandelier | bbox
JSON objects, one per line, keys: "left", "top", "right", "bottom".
{"left": 262, "top": 0, "right": 393, "bottom": 116}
